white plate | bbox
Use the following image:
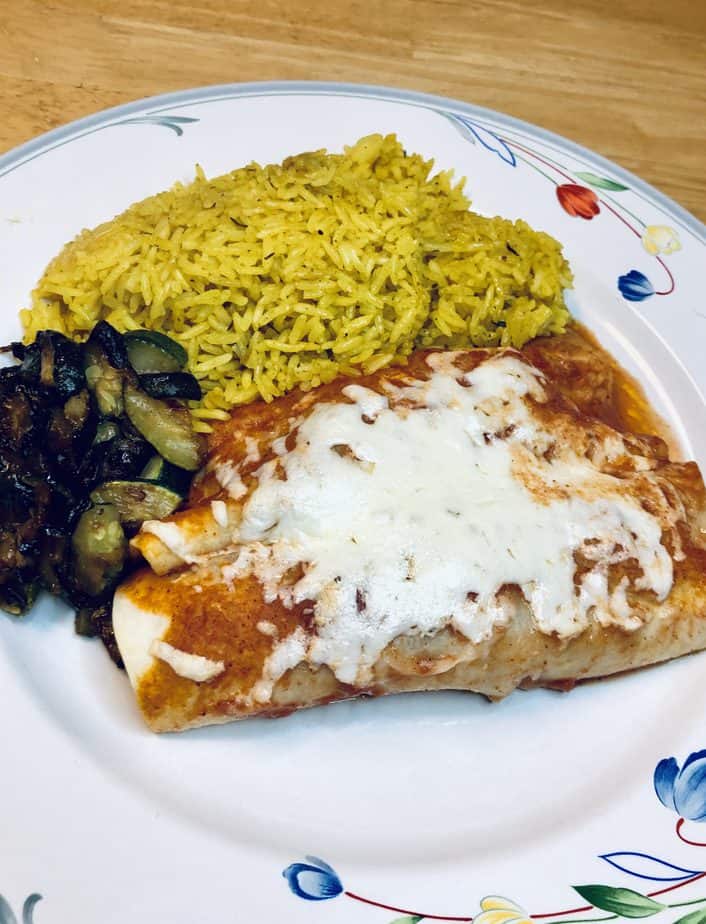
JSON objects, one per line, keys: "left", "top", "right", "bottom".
{"left": 2, "top": 82, "right": 706, "bottom": 924}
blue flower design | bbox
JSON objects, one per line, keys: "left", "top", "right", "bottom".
{"left": 655, "top": 750, "right": 706, "bottom": 820}
{"left": 618, "top": 270, "right": 655, "bottom": 302}
{"left": 282, "top": 855, "right": 343, "bottom": 901}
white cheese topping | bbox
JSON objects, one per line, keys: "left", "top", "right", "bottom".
{"left": 140, "top": 520, "right": 201, "bottom": 564}
{"left": 149, "top": 640, "right": 225, "bottom": 683}
{"left": 211, "top": 499, "right": 229, "bottom": 527}
{"left": 212, "top": 437, "right": 265, "bottom": 501}
{"left": 341, "top": 384, "right": 389, "bottom": 420}
{"left": 219, "top": 353, "right": 677, "bottom": 696}
{"left": 256, "top": 620, "right": 278, "bottom": 637}
{"left": 251, "top": 628, "right": 308, "bottom": 704}
{"left": 214, "top": 461, "right": 247, "bottom": 499}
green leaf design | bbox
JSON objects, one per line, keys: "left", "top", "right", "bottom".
{"left": 572, "top": 885, "right": 665, "bottom": 917}
{"left": 673, "top": 909, "right": 706, "bottom": 924}
{"left": 575, "top": 171, "right": 629, "bottom": 192}
{"left": 388, "top": 918, "right": 423, "bottom": 923}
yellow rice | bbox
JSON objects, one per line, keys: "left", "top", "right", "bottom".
{"left": 22, "top": 133, "right": 572, "bottom": 424}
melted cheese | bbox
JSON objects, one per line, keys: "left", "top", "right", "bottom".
{"left": 256, "top": 620, "right": 278, "bottom": 637}
{"left": 341, "top": 384, "right": 389, "bottom": 420}
{"left": 211, "top": 499, "right": 229, "bottom": 527}
{"left": 218, "top": 352, "right": 676, "bottom": 697}
{"left": 250, "top": 627, "right": 308, "bottom": 704}
{"left": 149, "top": 640, "right": 225, "bottom": 683}
{"left": 139, "top": 520, "right": 202, "bottom": 564}
{"left": 214, "top": 461, "right": 247, "bottom": 499}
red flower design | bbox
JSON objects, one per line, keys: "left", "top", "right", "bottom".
{"left": 556, "top": 183, "right": 600, "bottom": 219}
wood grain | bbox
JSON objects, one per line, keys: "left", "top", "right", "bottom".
{"left": 1, "top": 0, "right": 704, "bottom": 220}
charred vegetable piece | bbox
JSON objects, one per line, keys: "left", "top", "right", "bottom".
{"left": 11, "top": 340, "right": 41, "bottom": 378}
{"left": 138, "top": 371, "right": 202, "bottom": 401}
{"left": 0, "top": 433, "right": 53, "bottom": 615}
{"left": 55, "top": 336, "right": 86, "bottom": 398}
{"left": 93, "top": 420, "right": 120, "bottom": 445}
{"left": 83, "top": 320, "right": 131, "bottom": 417}
{"left": 87, "top": 321, "right": 129, "bottom": 369}
{"left": 34, "top": 331, "right": 86, "bottom": 398}
{"left": 90, "top": 480, "right": 183, "bottom": 523}
{"left": 75, "top": 603, "right": 124, "bottom": 668}
{"left": 71, "top": 504, "right": 126, "bottom": 598}
{"left": 99, "top": 434, "right": 153, "bottom": 482}
{"left": 0, "top": 574, "right": 38, "bottom": 616}
{"left": 124, "top": 330, "right": 187, "bottom": 373}
{"left": 124, "top": 383, "right": 205, "bottom": 471}
{"left": 140, "top": 455, "right": 193, "bottom": 495}
{"left": 43, "top": 486, "right": 90, "bottom": 538}
{"left": 75, "top": 606, "right": 98, "bottom": 636}
{"left": 0, "top": 382, "right": 35, "bottom": 446}
{"left": 84, "top": 343, "right": 125, "bottom": 417}
{"left": 47, "top": 390, "right": 92, "bottom": 456}
{"left": 0, "top": 473, "right": 39, "bottom": 521}
{"left": 37, "top": 534, "right": 68, "bottom": 597}
{"left": 64, "top": 390, "right": 90, "bottom": 426}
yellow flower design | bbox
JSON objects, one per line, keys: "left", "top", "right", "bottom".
{"left": 641, "top": 225, "right": 681, "bottom": 256}
{"left": 474, "top": 896, "right": 534, "bottom": 924}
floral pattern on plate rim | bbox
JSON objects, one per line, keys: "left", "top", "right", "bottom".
{"left": 442, "top": 113, "right": 680, "bottom": 303}
{"left": 283, "top": 750, "right": 706, "bottom": 922}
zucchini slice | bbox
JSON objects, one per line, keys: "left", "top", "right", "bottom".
{"left": 138, "top": 372, "right": 202, "bottom": 401}
{"left": 140, "top": 455, "right": 167, "bottom": 481}
{"left": 124, "top": 383, "right": 205, "bottom": 471}
{"left": 140, "top": 455, "right": 192, "bottom": 495}
{"left": 71, "top": 503, "right": 126, "bottom": 598}
{"left": 93, "top": 420, "right": 120, "bottom": 445}
{"left": 124, "top": 330, "right": 187, "bottom": 373}
{"left": 90, "top": 480, "right": 183, "bottom": 523}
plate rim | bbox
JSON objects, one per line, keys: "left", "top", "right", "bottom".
{"left": 1, "top": 78, "right": 704, "bottom": 242}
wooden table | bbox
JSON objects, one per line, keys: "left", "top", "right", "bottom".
{"left": 1, "top": 0, "right": 704, "bottom": 221}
